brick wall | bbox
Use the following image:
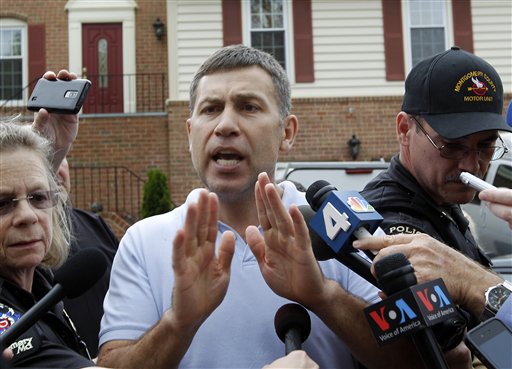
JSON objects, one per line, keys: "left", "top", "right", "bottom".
{"left": 134, "top": 0, "right": 168, "bottom": 76}
{"left": 69, "top": 115, "right": 170, "bottom": 172}
{"left": 67, "top": 114, "right": 171, "bottom": 236}
{"left": 283, "top": 96, "right": 402, "bottom": 162}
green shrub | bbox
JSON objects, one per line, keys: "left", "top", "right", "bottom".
{"left": 140, "top": 168, "right": 173, "bottom": 219}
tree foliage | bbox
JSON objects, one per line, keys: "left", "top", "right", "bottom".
{"left": 140, "top": 168, "right": 173, "bottom": 219}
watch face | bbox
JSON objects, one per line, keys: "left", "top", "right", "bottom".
{"left": 489, "top": 286, "right": 512, "bottom": 311}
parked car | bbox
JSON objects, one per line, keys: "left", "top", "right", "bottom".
{"left": 491, "top": 254, "right": 512, "bottom": 283}
{"left": 275, "top": 160, "right": 389, "bottom": 192}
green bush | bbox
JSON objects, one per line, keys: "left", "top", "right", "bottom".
{"left": 140, "top": 168, "right": 173, "bottom": 219}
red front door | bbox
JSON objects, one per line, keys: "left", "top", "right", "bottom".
{"left": 82, "top": 23, "right": 123, "bottom": 113}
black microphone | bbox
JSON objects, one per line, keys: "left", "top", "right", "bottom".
{"left": 374, "top": 253, "right": 449, "bottom": 369}
{"left": 274, "top": 303, "right": 311, "bottom": 354}
{"left": 0, "top": 248, "right": 108, "bottom": 350}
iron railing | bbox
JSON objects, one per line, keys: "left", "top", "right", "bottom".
{"left": 69, "top": 166, "right": 145, "bottom": 224}
{"left": 83, "top": 73, "right": 167, "bottom": 114}
{"left": 0, "top": 73, "right": 167, "bottom": 116}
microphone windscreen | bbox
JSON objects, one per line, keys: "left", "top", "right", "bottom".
{"left": 305, "top": 180, "right": 337, "bottom": 211}
{"left": 374, "top": 253, "right": 417, "bottom": 294}
{"left": 54, "top": 248, "right": 108, "bottom": 298}
{"left": 374, "top": 253, "right": 409, "bottom": 278}
{"left": 274, "top": 303, "right": 311, "bottom": 343}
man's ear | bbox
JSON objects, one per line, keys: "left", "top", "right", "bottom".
{"left": 396, "top": 112, "right": 413, "bottom": 145}
{"left": 279, "top": 115, "right": 298, "bottom": 153}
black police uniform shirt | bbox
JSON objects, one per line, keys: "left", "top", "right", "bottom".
{"left": 361, "top": 155, "right": 490, "bottom": 267}
{"left": 55, "top": 207, "right": 119, "bottom": 358}
{"left": 0, "top": 268, "right": 94, "bottom": 368}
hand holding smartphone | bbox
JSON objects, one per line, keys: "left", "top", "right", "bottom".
{"left": 459, "top": 172, "right": 496, "bottom": 192}
{"left": 27, "top": 78, "right": 91, "bottom": 114}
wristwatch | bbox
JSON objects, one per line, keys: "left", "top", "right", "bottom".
{"left": 482, "top": 280, "right": 512, "bottom": 320}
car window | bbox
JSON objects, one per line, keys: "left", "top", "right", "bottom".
{"left": 493, "top": 164, "right": 512, "bottom": 188}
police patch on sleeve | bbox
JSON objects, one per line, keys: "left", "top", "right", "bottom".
{"left": 0, "top": 302, "right": 41, "bottom": 360}
{"left": 0, "top": 302, "right": 21, "bottom": 334}
{"left": 385, "top": 223, "right": 423, "bottom": 235}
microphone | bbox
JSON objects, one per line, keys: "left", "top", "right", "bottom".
{"left": 306, "top": 180, "right": 383, "bottom": 251}
{"left": 369, "top": 253, "right": 451, "bottom": 369}
{"left": 298, "top": 204, "right": 378, "bottom": 287}
{"left": 300, "top": 179, "right": 383, "bottom": 286}
{"left": 274, "top": 303, "right": 311, "bottom": 355}
{"left": 0, "top": 248, "right": 108, "bottom": 350}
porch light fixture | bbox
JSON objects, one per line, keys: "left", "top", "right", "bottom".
{"left": 347, "top": 134, "right": 361, "bottom": 160}
{"left": 153, "top": 18, "right": 164, "bottom": 40}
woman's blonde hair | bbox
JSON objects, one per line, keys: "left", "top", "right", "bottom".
{"left": 0, "top": 121, "right": 70, "bottom": 268}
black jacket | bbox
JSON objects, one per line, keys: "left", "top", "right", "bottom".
{"left": 0, "top": 269, "right": 94, "bottom": 368}
{"left": 56, "top": 207, "right": 119, "bottom": 357}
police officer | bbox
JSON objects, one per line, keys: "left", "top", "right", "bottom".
{"left": 361, "top": 47, "right": 511, "bottom": 267}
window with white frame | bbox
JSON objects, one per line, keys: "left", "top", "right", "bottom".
{"left": 0, "top": 20, "right": 26, "bottom": 101}
{"left": 248, "top": 0, "right": 288, "bottom": 70}
{"left": 406, "top": 0, "right": 448, "bottom": 67}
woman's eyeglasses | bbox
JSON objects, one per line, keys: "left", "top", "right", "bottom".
{"left": 0, "top": 190, "right": 60, "bottom": 216}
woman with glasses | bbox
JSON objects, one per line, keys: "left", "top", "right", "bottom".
{"left": 0, "top": 116, "right": 96, "bottom": 367}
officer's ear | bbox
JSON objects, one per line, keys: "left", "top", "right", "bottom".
{"left": 396, "top": 112, "right": 413, "bottom": 145}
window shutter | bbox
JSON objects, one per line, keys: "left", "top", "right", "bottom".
{"left": 28, "top": 24, "right": 46, "bottom": 93}
{"left": 452, "top": 0, "right": 474, "bottom": 53}
{"left": 292, "top": 0, "right": 314, "bottom": 82}
{"left": 222, "top": 0, "right": 242, "bottom": 46}
{"left": 382, "top": 0, "right": 405, "bottom": 81}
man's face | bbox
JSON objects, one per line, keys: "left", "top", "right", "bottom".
{"left": 406, "top": 116, "right": 498, "bottom": 205}
{"left": 187, "top": 66, "right": 294, "bottom": 201}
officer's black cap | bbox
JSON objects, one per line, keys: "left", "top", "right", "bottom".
{"left": 401, "top": 46, "right": 511, "bottom": 139}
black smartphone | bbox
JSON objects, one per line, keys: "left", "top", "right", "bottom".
{"left": 465, "top": 318, "right": 512, "bottom": 369}
{"left": 27, "top": 78, "right": 91, "bottom": 114}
